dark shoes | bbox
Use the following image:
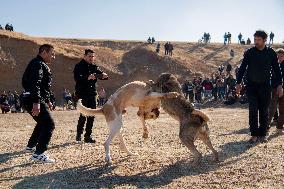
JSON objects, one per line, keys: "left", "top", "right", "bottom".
{"left": 84, "top": 137, "right": 96, "bottom": 143}
{"left": 248, "top": 136, "right": 268, "bottom": 144}
{"left": 248, "top": 136, "right": 258, "bottom": 144}
{"left": 258, "top": 136, "right": 268, "bottom": 143}
{"left": 76, "top": 135, "right": 81, "bottom": 143}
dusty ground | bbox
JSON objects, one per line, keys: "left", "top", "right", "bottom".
{"left": 0, "top": 106, "right": 284, "bottom": 189}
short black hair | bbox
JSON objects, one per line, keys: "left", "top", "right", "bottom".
{"left": 254, "top": 30, "right": 268, "bottom": 40}
{"left": 85, "top": 49, "right": 94, "bottom": 55}
{"left": 39, "top": 44, "right": 54, "bottom": 54}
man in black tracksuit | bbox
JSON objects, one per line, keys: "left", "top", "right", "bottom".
{"left": 22, "top": 44, "right": 56, "bottom": 163}
{"left": 74, "top": 49, "right": 108, "bottom": 143}
{"left": 236, "top": 30, "right": 283, "bottom": 143}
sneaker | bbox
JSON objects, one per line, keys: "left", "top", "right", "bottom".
{"left": 25, "top": 146, "right": 35, "bottom": 153}
{"left": 258, "top": 136, "right": 268, "bottom": 143}
{"left": 30, "top": 153, "right": 55, "bottom": 163}
{"left": 248, "top": 136, "right": 258, "bottom": 144}
{"left": 76, "top": 135, "right": 81, "bottom": 143}
{"left": 84, "top": 137, "right": 96, "bottom": 143}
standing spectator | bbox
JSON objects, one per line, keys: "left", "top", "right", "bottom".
{"left": 21, "top": 44, "right": 56, "bottom": 163}
{"left": 168, "top": 42, "right": 174, "bottom": 56}
{"left": 216, "top": 76, "right": 225, "bottom": 99}
{"left": 269, "top": 32, "right": 274, "bottom": 45}
{"left": 226, "top": 63, "right": 232, "bottom": 75}
{"left": 194, "top": 81, "right": 203, "bottom": 103}
{"left": 236, "top": 30, "right": 283, "bottom": 143}
{"left": 238, "top": 33, "right": 243, "bottom": 44}
{"left": 227, "top": 32, "right": 232, "bottom": 44}
{"left": 218, "top": 65, "right": 225, "bottom": 75}
{"left": 151, "top": 37, "right": 155, "bottom": 44}
{"left": 73, "top": 49, "right": 108, "bottom": 143}
{"left": 268, "top": 48, "right": 284, "bottom": 134}
{"left": 164, "top": 42, "right": 169, "bottom": 55}
{"left": 147, "top": 37, "right": 151, "bottom": 43}
{"left": 224, "top": 33, "right": 228, "bottom": 45}
{"left": 182, "top": 81, "right": 194, "bottom": 102}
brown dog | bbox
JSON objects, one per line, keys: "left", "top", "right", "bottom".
{"left": 150, "top": 73, "right": 219, "bottom": 164}
{"left": 77, "top": 81, "right": 178, "bottom": 163}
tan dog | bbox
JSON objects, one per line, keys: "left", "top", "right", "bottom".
{"left": 150, "top": 73, "right": 219, "bottom": 164}
{"left": 77, "top": 81, "right": 178, "bottom": 163}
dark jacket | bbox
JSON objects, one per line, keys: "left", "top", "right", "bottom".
{"left": 22, "top": 55, "right": 52, "bottom": 103}
{"left": 73, "top": 59, "right": 107, "bottom": 98}
{"left": 271, "top": 61, "right": 284, "bottom": 88}
{"left": 236, "top": 46, "right": 282, "bottom": 87}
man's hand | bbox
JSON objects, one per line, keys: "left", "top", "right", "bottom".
{"left": 236, "top": 84, "right": 242, "bottom": 95}
{"left": 276, "top": 85, "right": 283, "bottom": 98}
{"left": 88, "top": 74, "right": 96, "bottom": 80}
{"left": 47, "top": 102, "right": 53, "bottom": 111}
{"left": 32, "top": 103, "right": 40, "bottom": 116}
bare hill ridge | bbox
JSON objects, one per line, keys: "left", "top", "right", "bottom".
{"left": 0, "top": 30, "right": 283, "bottom": 101}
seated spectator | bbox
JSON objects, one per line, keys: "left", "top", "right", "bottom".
{"left": 156, "top": 42, "right": 160, "bottom": 53}
{"left": 224, "top": 86, "right": 237, "bottom": 105}
{"left": 246, "top": 38, "right": 251, "bottom": 45}
{"left": 230, "top": 49, "right": 235, "bottom": 58}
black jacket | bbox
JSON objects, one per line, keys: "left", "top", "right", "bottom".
{"left": 73, "top": 59, "right": 107, "bottom": 97}
{"left": 236, "top": 46, "right": 282, "bottom": 87}
{"left": 271, "top": 61, "right": 284, "bottom": 88}
{"left": 22, "top": 55, "right": 52, "bottom": 103}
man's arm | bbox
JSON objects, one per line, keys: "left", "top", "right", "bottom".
{"left": 30, "top": 62, "right": 43, "bottom": 104}
{"left": 236, "top": 50, "right": 249, "bottom": 85}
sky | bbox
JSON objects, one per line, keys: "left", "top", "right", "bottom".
{"left": 1, "top": 0, "right": 284, "bottom": 43}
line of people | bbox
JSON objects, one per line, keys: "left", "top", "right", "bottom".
{"left": 0, "top": 23, "right": 14, "bottom": 31}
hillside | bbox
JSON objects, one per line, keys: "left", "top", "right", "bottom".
{"left": 0, "top": 30, "right": 283, "bottom": 102}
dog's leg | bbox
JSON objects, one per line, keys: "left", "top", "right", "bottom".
{"left": 199, "top": 131, "right": 219, "bottom": 162}
{"left": 117, "top": 132, "right": 135, "bottom": 156}
{"left": 179, "top": 125, "right": 202, "bottom": 165}
{"left": 140, "top": 116, "right": 149, "bottom": 139}
{"left": 104, "top": 117, "right": 122, "bottom": 164}
{"left": 180, "top": 136, "right": 202, "bottom": 165}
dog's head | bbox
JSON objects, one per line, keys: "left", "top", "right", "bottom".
{"left": 151, "top": 73, "right": 182, "bottom": 94}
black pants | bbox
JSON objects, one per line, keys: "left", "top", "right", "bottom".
{"left": 77, "top": 96, "right": 96, "bottom": 138}
{"left": 23, "top": 97, "right": 55, "bottom": 155}
{"left": 247, "top": 84, "right": 271, "bottom": 137}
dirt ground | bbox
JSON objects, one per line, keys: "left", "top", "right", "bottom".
{"left": 0, "top": 106, "right": 284, "bottom": 189}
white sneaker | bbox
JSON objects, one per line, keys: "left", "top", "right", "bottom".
{"left": 30, "top": 153, "right": 55, "bottom": 163}
{"left": 25, "top": 146, "right": 35, "bottom": 153}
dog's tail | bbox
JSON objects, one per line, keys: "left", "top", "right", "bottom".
{"left": 77, "top": 99, "right": 104, "bottom": 116}
{"left": 192, "top": 109, "right": 210, "bottom": 122}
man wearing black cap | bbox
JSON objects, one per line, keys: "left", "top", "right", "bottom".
{"left": 22, "top": 44, "right": 56, "bottom": 163}
{"left": 236, "top": 30, "right": 283, "bottom": 143}
{"left": 74, "top": 49, "right": 108, "bottom": 143}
